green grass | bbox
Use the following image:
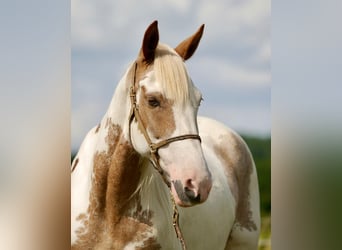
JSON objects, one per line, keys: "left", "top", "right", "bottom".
{"left": 259, "top": 215, "right": 271, "bottom": 250}
{"left": 241, "top": 135, "right": 271, "bottom": 216}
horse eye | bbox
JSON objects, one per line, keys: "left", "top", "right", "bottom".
{"left": 148, "top": 98, "right": 160, "bottom": 108}
{"left": 198, "top": 97, "right": 204, "bottom": 107}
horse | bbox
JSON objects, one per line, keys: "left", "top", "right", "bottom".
{"left": 71, "top": 20, "right": 260, "bottom": 250}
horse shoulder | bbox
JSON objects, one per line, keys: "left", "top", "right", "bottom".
{"left": 198, "top": 116, "right": 260, "bottom": 249}
{"left": 71, "top": 120, "right": 121, "bottom": 246}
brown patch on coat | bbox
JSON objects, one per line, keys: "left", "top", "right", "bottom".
{"left": 76, "top": 213, "right": 87, "bottom": 221}
{"left": 224, "top": 233, "right": 233, "bottom": 250}
{"left": 136, "top": 58, "right": 153, "bottom": 83}
{"left": 138, "top": 86, "right": 176, "bottom": 139}
{"left": 95, "top": 123, "right": 101, "bottom": 133}
{"left": 128, "top": 57, "right": 152, "bottom": 93}
{"left": 105, "top": 117, "right": 112, "bottom": 128}
{"left": 71, "top": 158, "right": 79, "bottom": 172}
{"left": 214, "top": 133, "right": 257, "bottom": 231}
{"left": 74, "top": 213, "right": 88, "bottom": 237}
{"left": 137, "top": 236, "right": 162, "bottom": 250}
{"left": 131, "top": 195, "right": 154, "bottom": 227}
{"left": 72, "top": 120, "right": 161, "bottom": 249}
{"left": 96, "top": 216, "right": 161, "bottom": 250}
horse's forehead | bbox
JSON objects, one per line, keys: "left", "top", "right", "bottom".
{"left": 138, "top": 70, "right": 201, "bottom": 105}
{"left": 139, "top": 70, "right": 162, "bottom": 92}
{"left": 135, "top": 61, "right": 155, "bottom": 88}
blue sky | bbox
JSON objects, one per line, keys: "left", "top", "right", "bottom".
{"left": 71, "top": 0, "right": 270, "bottom": 151}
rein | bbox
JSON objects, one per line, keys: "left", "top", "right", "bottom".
{"left": 128, "top": 62, "right": 201, "bottom": 250}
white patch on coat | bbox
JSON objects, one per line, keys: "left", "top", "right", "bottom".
{"left": 123, "top": 227, "right": 157, "bottom": 250}
{"left": 71, "top": 127, "right": 97, "bottom": 244}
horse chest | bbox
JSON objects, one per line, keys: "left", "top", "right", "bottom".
{"left": 99, "top": 199, "right": 175, "bottom": 249}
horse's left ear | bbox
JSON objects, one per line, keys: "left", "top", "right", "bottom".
{"left": 175, "top": 24, "right": 204, "bottom": 60}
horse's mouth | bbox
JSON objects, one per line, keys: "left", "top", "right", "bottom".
{"left": 171, "top": 180, "right": 202, "bottom": 207}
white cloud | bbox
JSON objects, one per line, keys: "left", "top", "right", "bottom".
{"left": 72, "top": 0, "right": 270, "bottom": 49}
{"left": 252, "top": 40, "right": 271, "bottom": 63}
{"left": 72, "top": 0, "right": 103, "bottom": 48}
{"left": 193, "top": 56, "right": 271, "bottom": 87}
{"left": 199, "top": 102, "right": 270, "bottom": 136}
{"left": 196, "top": 0, "right": 270, "bottom": 45}
{"left": 71, "top": 0, "right": 270, "bottom": 150}
{"left": 164, "top": 0, "right": 191, "bottom": 13}
{"left": 71, "top": 0, "right": 193, "bottom": 49}
{"left": 71, "top": 99, "right": 103, "bottom": 149}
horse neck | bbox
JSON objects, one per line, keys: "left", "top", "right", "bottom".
{"left": 101, "top": 65, "right": 173, "bottom": 221}
{"left": 92, "top": 118, "right": 172, "bottom": 236}
{"left": 89, "top": 66, "right": 143, "bottom": 223}
{"left": 72, "top": 65, "right": 176, "bottom": 249}
{"left": 103, "top": 70, "right": 132, "bottom": 135}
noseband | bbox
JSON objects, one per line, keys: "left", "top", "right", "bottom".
{"left": 128, "top": 62, "right": 200, "bottom": 249}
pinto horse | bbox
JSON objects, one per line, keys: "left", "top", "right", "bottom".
{"left": 71, "top": 21, "right": 260, "bottom": 250}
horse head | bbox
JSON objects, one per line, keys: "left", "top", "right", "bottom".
{"left": 129, "top": 21, "right": 212, "bottom": 207}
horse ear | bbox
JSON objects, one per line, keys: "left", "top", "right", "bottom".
{"left": 175, "top": 24, "right": 204, "bottom": 60}
{"left": 140, "top": 20, "right": 159, "bottom": 64}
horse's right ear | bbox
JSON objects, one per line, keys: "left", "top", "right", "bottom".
{"left": 140, "top": 20, "right": 159, "bottom": 64}
{"left": 175, "top": 24, "right": 204, "bottom": 61}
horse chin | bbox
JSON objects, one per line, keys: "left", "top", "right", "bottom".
{"left": 177, "top": 201, "right": 195, "bottom": 207}
{"left": 171, "top": 186, "right": 200, "bottom": 208}
{"left": 173, "top": 197, "right": 200, "bottom": 207}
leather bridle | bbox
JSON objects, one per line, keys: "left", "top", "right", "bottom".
{"left": 128, "top": 62, "right": 201, "bottom": 249}
{"left": 128, "top": 62, "right": 201, "bottom": 183}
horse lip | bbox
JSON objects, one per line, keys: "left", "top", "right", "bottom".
{"left": 176, "top": 198, "right": 201, "bottom": 207}
{"left": 171, "top": 180, "right": 202, "bottom": 207}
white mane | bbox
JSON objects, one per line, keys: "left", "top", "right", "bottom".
{"left": 154, "top": 43, "right": 195, "bottom": 106}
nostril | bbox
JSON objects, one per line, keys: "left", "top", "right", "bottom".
{"left": 185, "top": 179, "right": 195, "bottom": 189}
{"left": 184, "top": 186, "right": 201, "bottom": 203}
{"left": 184, "top": 186, "right": 193, "bottom": 196}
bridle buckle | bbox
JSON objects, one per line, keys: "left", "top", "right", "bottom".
{"left": 149, "top": 144, "right": 157, "bottom": 154}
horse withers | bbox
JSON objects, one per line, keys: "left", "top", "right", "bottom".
{"left": 71, "top": 21, "right": 260, "bottom": 250}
